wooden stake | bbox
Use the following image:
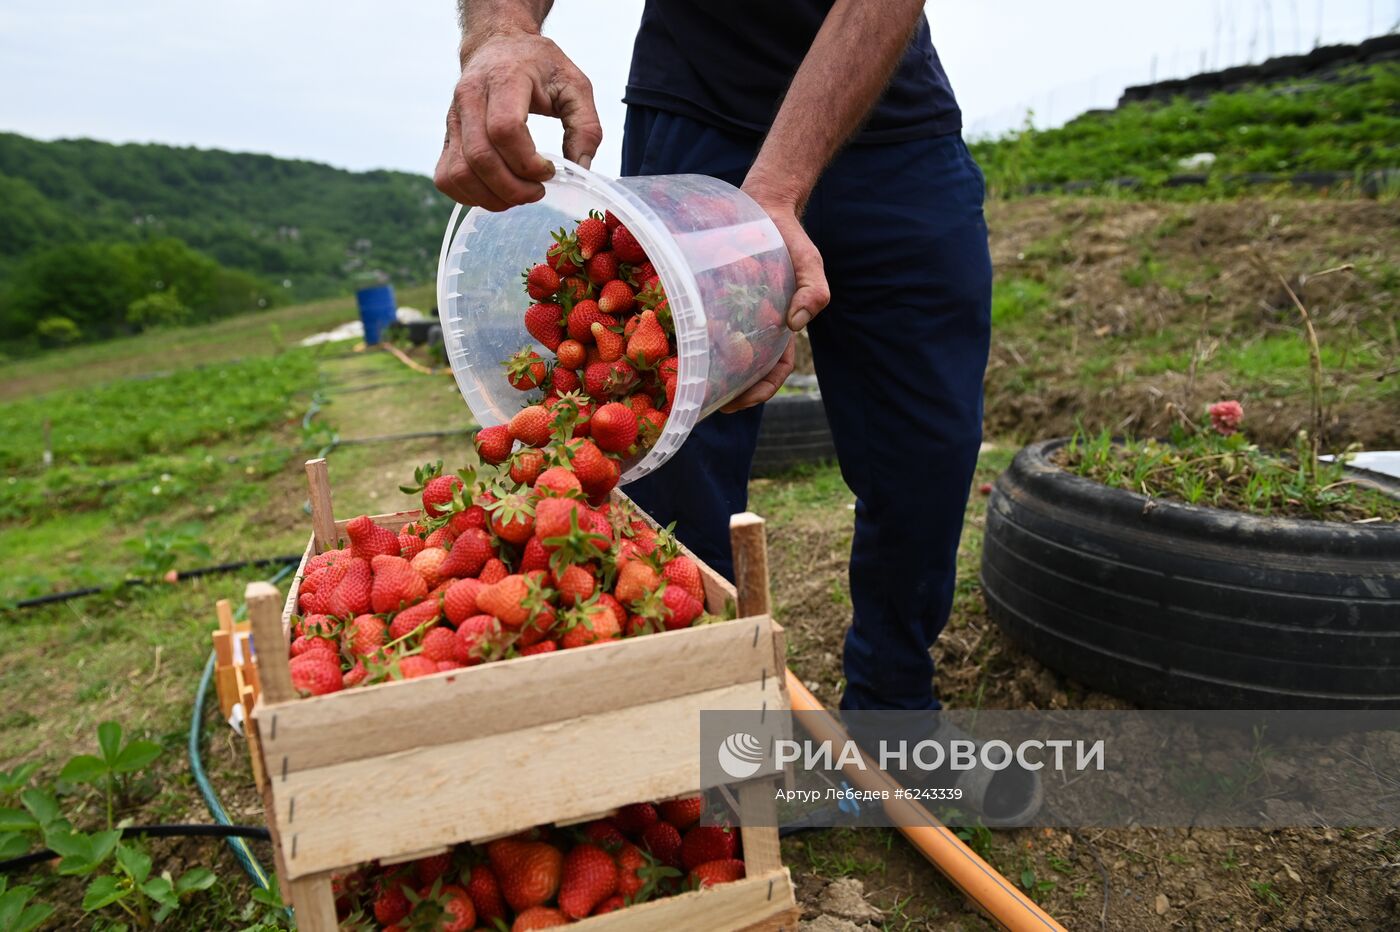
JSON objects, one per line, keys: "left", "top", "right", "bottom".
{"left": 729, "top": 512, "right": 770, "bottom": 618}
{"left": 304, "top": 459, "right": 337, "bottom": 554}
{"left": 287, "top": 875, "right": 338, "bottom": 932}
{"left": 247, "top": 581, "right": 292, "bottom": 704}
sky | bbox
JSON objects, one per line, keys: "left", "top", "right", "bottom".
{"left": 0, "top": 0, "right": 1393, "bottom": 178}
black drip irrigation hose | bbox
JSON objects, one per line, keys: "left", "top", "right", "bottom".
{"left": 9, "top": 554, "right": 303, "bottom": 611}
{"left": 0, "top": 824, "right": 271, "bottom": 874}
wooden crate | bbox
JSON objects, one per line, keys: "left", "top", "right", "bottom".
{"left": 211, "top": 598, "right": 265, "bottom": 787}
{"left": 244, "top": 459, "right": 798, "bottom": 931}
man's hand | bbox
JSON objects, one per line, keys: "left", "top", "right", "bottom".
{"left": 718, "top": 183, "right": 830, "bottom": 413}
{"left": 434, "top": 26, "right": 602, "bottom": 211}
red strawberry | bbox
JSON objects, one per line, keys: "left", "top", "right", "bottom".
{"left": 524, "top": 302, "right": 565, "bottom": 352}
{"left": 518, "top": 535, "right": 551, "bottom": 573}
{"left": 546, "top": 229, "right": 581, "bottom": 275}
{"left": 575, "top": 215, "right": 608, "bottom": 260}
{"left": 421, "top": 474, "right": 463, "bottom": 518}
{"left": 389, "top": 597, "right": 441, "bottom": 641}
{"left": 416, "top": 853, "right": 453, "bottom": 887}
{"left": 289, "top": 654, "right": 342, "bottom": 696}
{"left": 505, "top": 349, "right": 549, "bottom": 391}
{"left": 512, "top": 906, "right": 568, "bottom": 930}
{"left": 583, "top": 820, "right": 627, "bottom": 850}
{"left": 549, "top": 365, "right": 580, "bottom": 395}
{"left": 614, "top": 843, "right": 649, "bottom": 898}
{"left": 661, "top": 585, "right": 703, "bottom": 629}
{"left": 476, "top": 575, "right": 533, "bottom": 629}
{"left": 533, "top": 466, "right": 582, "bottom": 497}
{"left": 627, "top": 392, "right": 655, "bottom": 416}
{"left": 421, "top": 626, "right": 468, "bottom": 664}
{"left": 611, "top": 224, "right": 646, "bottom": 263}
{"left": 443, "top": 578, "right": 485, "bottom": 625}
{"left": 590, "top": 402, "right": 638, "bottom": 454}
{"left": 628, "top": 260, "right": 657, "bottom": 286}
{"left": 626, "top": 309, "right": 670, "bottom": 369}
{"left": 688, "top": 858, "right": 745, "bottom": 888}
{"left": 525, "top": 263, "right": 560, "bottom": 299}
{"left": 594, "top": 894, "right": 626, "bottom": 915}
{"left": 597, "top": 279, "right": 635, "bottom": 315}
{"left": 571, "top": 440, "right": 620, "bottom": 499}
{"left": 614, "top": 559, "right": 662, "bottom": 605}
{"left": 343, "top": 614, "right": 387, "bottom": 658}
{"left": 411, "top": 547, "right": 449, "bottom": 589}
{"left": 659, "top": 796, "right": 704, "bottom": 832}
{"left": 487, "top": 492, "right": 535, "bottom": 545}
{"left": 489, "top": 839, "right": 563, "bottom": 912}
{"left": 456, "top": 614, "right": 504, "bottom": 664}
{"left": 423, "top": 526, "right": 455, "bottom": 550}
{"left": 373, "top": 877, "right": 412, "bottom": 925}
{"left": 398, "top": 533, "right": 425, "bottom": 560}
{"left": 297, "top": 613, "right": 337, "bottom": 639}
{"left": 290, "top": 634, "right": 336, "bottom": 659}
{"left": 590, "top": 321, "right": 625, "bottom": 363}
{"left": 603, "top": 210, "right": 622, "bottom": 232}
{"left": 532, "top": 495, "right": 583, "bottom": 542}
{"left": 560, "top": 603, "right": 620, "bottom": 648}
{"left": 680, "top": 825, "right": 736, "bottom": 870}
{"left": 663, "top": 551, "right": 711, "bottom": 601}
{"left": 509, "top": 406, "right": 553, "bottom": 448}
{"left": 638, "top": 408, "right": 667, "bottom": 446}
{"left": 439, "top": 528, "right": 493, "bottom": 579}
{"left": 640, "top": 821, "right": 683, "bottom": 870}
{"left": 583, "top": 360, "right": 616, "bottom": 398}
{"left": 347, "top": 515, "right": 399, "bottom": 560}
{"left": 556, "top": 338, "right": 586, "bottom": 370}
{"left": 327, "top": 559, "right": 373, "bottom": 616}
{"left": 613, "top": 803, "right": 659, "bottom": 836}
{"left": 371, "top": 555, "right": 428, "bottom": 614}
{"left": 464, "top": 863, "right": 506, "bottom": 925}
{"left": 566, "top": 300, "right": 613, "bottom": 345}
{"left": 397, "top": 655, "right": 439, "bottom": 679}
{"left": 585, "top": 251, "right": 617, "bottom": 285}
{"left": 555, "top": 563, "right": 596, "bottom": 606}
{"left": 597, "top": 592, "right": 626, "bottom": 630}
{"left": 474, "top": 424, "right": 514, "bottom": 465}
{"left": 558, "top": 843, "right": 618, "bottom": 919}
{"left": 448, "top": 503, "right": 488, "bottom": 534}
{"left": 512, "top": 449, "right": 548, "bottom": 487}
{"left": 478, "top": 558, "right": 509, "bottom": 585}
{"left": 560, "top": 275, "right": 590, "bottom": 301}
{"left": 519, "top": 640, "right": 558, "bottom": 656}
{"left": 341, "top": 659, "right": 369, "bottom": 687}
{"left": 414, "top": 881, "right": 475, "bottom": 931}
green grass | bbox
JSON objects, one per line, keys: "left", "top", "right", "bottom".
{"left": 991, "top": 277, "right": 1054, "bottom": 325}
{"left": 972, "top": 63, "right": 1400, "bottom": 196}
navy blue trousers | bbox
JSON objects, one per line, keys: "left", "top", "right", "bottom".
{"left": 622, "top": 107, "right": 992, "bottom": 712}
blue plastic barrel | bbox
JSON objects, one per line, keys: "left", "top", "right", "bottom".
{"left": 356, "top": 284, "right": 397, "bottom": 345}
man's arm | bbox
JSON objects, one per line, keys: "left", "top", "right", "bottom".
{"left": 721, "top": 0, "right": 927, "bottom": 411}
{"left": 434, "top": 0, "right": 602, "bottom": 211}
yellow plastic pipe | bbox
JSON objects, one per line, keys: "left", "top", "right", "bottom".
{"left": 785, "top": 671, "right": 1067, "bottom": 932}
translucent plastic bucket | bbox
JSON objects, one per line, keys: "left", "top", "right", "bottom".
{"left": 437, "top": 156, "right": 794, "bottom": 484}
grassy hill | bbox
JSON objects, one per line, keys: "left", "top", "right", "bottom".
{"left": 0, "top": 133, "right": 451, "bottom": 349}
{"left": 971, "top": 63, "right": 1400, "bottom": 195}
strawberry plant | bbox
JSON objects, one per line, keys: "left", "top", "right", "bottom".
{"left": 58, "top": 721, "right": 161, "bottom": 829}
{"left": 0, "top": 877, "right": 54, "bottom": 932}
{"left": 1060, "top": 404, "right": 1399, "bottom": 522}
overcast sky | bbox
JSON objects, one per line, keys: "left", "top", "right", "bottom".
{"left": 0, "top": 1, "right": 1391, "bottom": 177}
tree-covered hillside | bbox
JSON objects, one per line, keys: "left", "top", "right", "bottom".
{"left": 0, "top": 133, "right": 452, "bottom": 349}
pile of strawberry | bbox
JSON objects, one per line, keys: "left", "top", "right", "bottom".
{"left": 485, "top": 209, "right": 676, "bottom": 466}
{"left": 287, "top": 450, "right": 714, "bottom": 695}
{"left": 330, "top": 797, "right": 744, "bottom": 930}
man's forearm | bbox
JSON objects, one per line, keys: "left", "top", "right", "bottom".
{"left": 746, "top": 0, "right": 925, "bottom": 208}
{"left": 458, "top": 0, "right": 553, "bottom": 53}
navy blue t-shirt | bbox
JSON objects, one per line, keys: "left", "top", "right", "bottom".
{"left": 624, "top": 1, "right": 962, "bottom": 143}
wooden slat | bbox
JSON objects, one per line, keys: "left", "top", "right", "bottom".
{"left": 279, "top": 535, "right": 316, "bottom": 635}
{"left": 288, "top": 874, "right": 338, "bottom": 932}
{"left": 259, "top": 615, "right": 777, "bottom": 772}
{"left": 247, "top": 581, "right": 293, "bottom": 704}
{"left": 729, "top": 513, "right": 771, "bottom": 618}
{"left": 272, "top": 678, "right": 784, "bottom": 877}
{"left": 241, "top": 681, "right": 267, "bottom": 793}
{"left": 571, "top": 870, "right": 796, "bottom": 931}
{"left": 304, "top": 459, "right": 338, "bottom": 554}
{"left": 736, "top": 781, "right": 784, "bottom": 877}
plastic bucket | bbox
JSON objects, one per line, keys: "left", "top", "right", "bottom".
{"left": 437, "top": 156, "right": 794, "bottom": 484}
{"left": 356, "top": 284, "right": 398, "bottom": 345}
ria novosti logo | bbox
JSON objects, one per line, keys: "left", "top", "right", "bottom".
{"left": 717, "top": 732, "right": 765, "bottom": 779}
